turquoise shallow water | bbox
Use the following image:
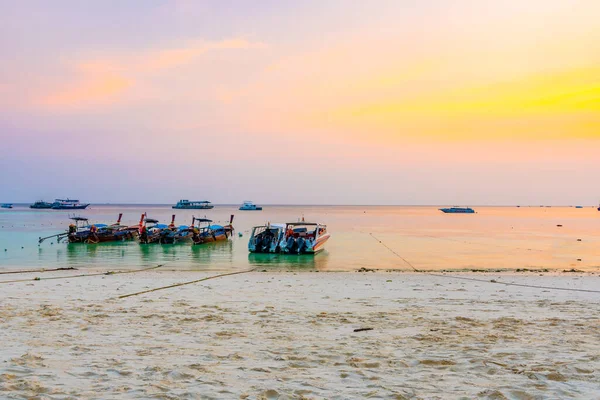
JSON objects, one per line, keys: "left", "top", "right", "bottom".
{"left": 0, "top": 205, "right": 599, "bottom": 272}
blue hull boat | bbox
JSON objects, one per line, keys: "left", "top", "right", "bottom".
{"left": 439, "top": 207, "right": 475, "bottom": 214}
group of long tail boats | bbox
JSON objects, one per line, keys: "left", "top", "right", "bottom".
{"left": 39, "top": 213, "right": 234, "bottom": 246}
{"left": 38, "top": 213, "right": 331, "bottom": 254}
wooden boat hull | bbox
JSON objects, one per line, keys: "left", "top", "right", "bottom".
{"left": 139, "top": 232, "right": 162, "bottom": 244}
{"left": 69, "top": 230, "right": 137, "bottom": 244}
{"left": 192, "top": 226, "right": 233, "bottom": 245}
{"left": 160, "top": 232, "right": 193, "bottom": 244}
{"left": 192, "top": 231, "right": 229, "bottom": 245}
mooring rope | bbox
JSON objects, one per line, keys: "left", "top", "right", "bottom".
{"left": 0, "top": 264, "right": 166, "bottom": 284}
{"left": 368, "top": 233, "right": 600, "bottom": 294}
{"left": 117, "top": 267, "right": 258, "bottom": 299}
{"left": 0, "top": 267, "right": 77, "bottom": 275}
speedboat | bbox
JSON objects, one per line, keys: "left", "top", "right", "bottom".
{"left": 249, "top": 221, "right": 330, "bottom": 254}
{"left": 1, "top": 203, "right": 13, "bottom": 209}
{"left": 172, "top": 200, "right": 214, "bottom": 209}
{"left": 439, "top": 207, "right": 475, "bottom": 214}
{"left": 189, "top": 215, "right": 234, "bottom": 245}
{"left": 51, "top": 199, "right": 90, "bottom": 210}
{"left": 239, "top": 201, "right": 263, "bottom": 211}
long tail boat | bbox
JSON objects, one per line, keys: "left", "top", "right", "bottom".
{"left": 39, "top": 214, "right": 138, "bottom": 244}
{"left": 190, "top": 215, "right": 234, "bottom": 245}
{"left": 71, "top": 213, "right": 138, "bottom": 243}
{"left": 159, "top": 215, "right": 194, "bottom": 244}
{"left": 139, "top": 213, "right": 168, "bottom": 244}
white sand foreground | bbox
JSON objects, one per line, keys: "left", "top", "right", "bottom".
{"left": 1, "top": 269, "right": 599, "bottom": 399}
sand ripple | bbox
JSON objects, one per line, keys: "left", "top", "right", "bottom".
{"left": 0, "top": 271, "right": 599, "bottom": 398}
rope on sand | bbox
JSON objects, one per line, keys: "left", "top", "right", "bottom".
{"left": 368, "top": 233, "right": 600, "bottom": 294}
{"left": 0, "top": 267, "right": 77, "bottom": 275}
{"left": 0, "top": 264, "right": 166, "bottom": 285}
{"left": 118, "top": 267, "right": 258, "bottom": 299}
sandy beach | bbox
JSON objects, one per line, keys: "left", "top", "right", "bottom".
{"left": 1, "top": 269, "right": 599, "bottom": 399}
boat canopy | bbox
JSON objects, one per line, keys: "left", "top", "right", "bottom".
{"left": 209, "top": 224, "right": 224, "bottom": 230}
{"left": 70, "top": 217, "right": 89, "bottom": 221}
{"left": 145, "top": 218, "right": 159, "bottom": 224}
{"left": 253, "top": 223, "right": 286, "bottom": 229}
{"left": 286, "top": 222, "right": 319, "bottom": 226}
{"left": 195, "top": 218, "right": 213, "bottom": 223}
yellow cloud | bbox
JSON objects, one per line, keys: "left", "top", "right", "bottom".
{"left": 306, "top": 67, "right": 600, "bottom": 141}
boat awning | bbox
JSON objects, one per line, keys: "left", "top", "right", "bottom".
{"left": 145, "top": 218, "right": 159, "bottom": 223}
{"left": 253, "top": 223, "right": 285, "bottom": 229}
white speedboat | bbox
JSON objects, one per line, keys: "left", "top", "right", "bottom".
{"left": 249, "top": 221, "right": 330, "bottom": 254}
{"left": 239, "top": 201, "right": 262, "bottom": 211}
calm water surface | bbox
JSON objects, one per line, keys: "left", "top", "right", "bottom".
{"left": 0, "top": 205, "right": 599, "bottom": 272}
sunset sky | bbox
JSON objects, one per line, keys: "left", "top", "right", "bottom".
{"left": 1, "top": 0, "right": 598, "bottom": 204}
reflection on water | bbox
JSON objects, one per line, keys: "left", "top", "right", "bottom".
{"left": 248, "top": 251, "right": 329, "bottom": 271}
{"left": 59, "top": 240, "right": 239, "bottom": 271}
{"left": 190, "top": 240, "right": 233, "bottom": 264}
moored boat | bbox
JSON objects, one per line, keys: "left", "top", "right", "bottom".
{"left": 189, "top": 215, "right": 235, "bottom": 245}
{"left": 69, "top": 213, "right": 138, "bottom": 243}
{"left": 439, "top": 207, "right": 475, "bottom": 214}
{"left": 172, "top": 200, "right": 213, "bottom": 209}
{"left": 1, "top": 203, "right": 13, "bottom": 209}
{"left": 159, "top": 215, "right": 194, "bottom": 244}
{"left": 249, "top": 220, "right": 330, "bottom": 254}
{"left": 30, "top": 201, "right": 53, "bottom": 209}
{"left": 51, "top": 199, "right": 90, "bottom": 210}
{"left": 239, "top": 201, "right": 262, "bottom": 211}
{"left": 139, "top": 214, "right": 168, "bottom": 244}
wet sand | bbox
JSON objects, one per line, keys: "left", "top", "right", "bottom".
{"left": 1, "top": 269, "right": 599, "bottom": 399}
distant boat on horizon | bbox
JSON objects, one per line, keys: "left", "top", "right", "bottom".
{"left": 439, "top": 207, "right": 475, "bottom": 214}
{"left": 51, "top": 199, "right": 90, "bottom": 210}
{"left": 172, "top": 200, "right": 214, "bottom": 210}
{"left": 239, "top": 201, "right": 263, "bottom": 211}
{"left": 30, "top": 200, "right": 53, "bottom": 209}
{"left": 1, "top": 203, "right": 13, "bottom": 209}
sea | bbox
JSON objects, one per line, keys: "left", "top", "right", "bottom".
{"left": 0, "top": 205, "right": 599, "bottom": 272}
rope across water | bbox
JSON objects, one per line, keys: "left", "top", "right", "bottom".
{"left": 368, "top": 233, "right": 600, "bottom": 294}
